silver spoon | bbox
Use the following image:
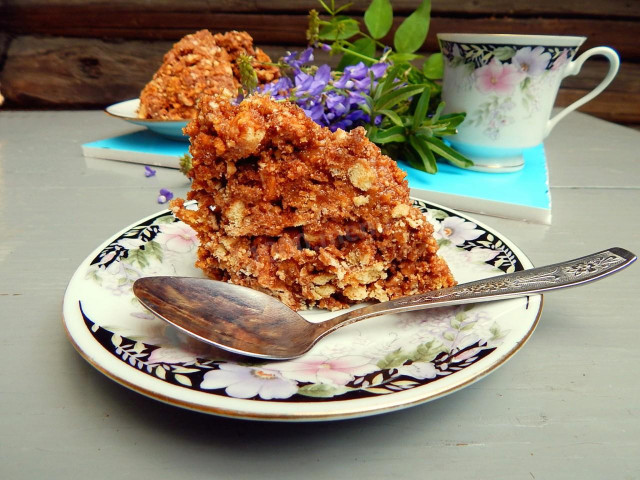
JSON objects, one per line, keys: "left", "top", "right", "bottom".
{"left": 132, "top": 247, "right": 635, "bottom": 360}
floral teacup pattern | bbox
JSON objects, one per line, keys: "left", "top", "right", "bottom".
{"left": 437, "top": 34, "right": 619, "bottom": 171}
{"left": 440, "top": 39, "right": 577, "bottom": 142}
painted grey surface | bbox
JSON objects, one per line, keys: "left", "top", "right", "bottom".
{"left": 0, "top": 110, "right": 638, "bottom": 479}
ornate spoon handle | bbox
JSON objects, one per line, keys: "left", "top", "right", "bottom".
{"left": 323, "top": 247, "right": 636, "bottom": 332}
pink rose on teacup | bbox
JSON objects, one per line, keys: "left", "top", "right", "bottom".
{"left": 474, "top": 59, "right": 525, "bottom": 95}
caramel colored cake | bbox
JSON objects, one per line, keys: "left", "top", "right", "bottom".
{"left": 138, "top": 30, "right": 279, "bottom": 120}
{"left": 171, "top": 95, "right": 455, "bottom": 310}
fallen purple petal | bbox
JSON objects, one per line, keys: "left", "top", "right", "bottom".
{"left": 144, "top": 165, "right": 156, "bottom": 177}
{"left": 158, "top": 188, "right": 174, "bottom": 204}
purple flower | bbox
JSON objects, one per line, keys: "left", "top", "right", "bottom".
{"left": 157, "top": 188, "right": 174, "bottom": 204}
{"left": 302, "top": 102, "right": 325, "bottom": 123}
{"left": 260, "top": 76, "right": 293, "bottom": 99}
{"left": 370, "top": 62, "right": 388, "bottom": 79}
{"left": 294, "top": 64, "right": 331, "bottom": 97}
{"left": 331, "top": 109, "right": 370, "bottom": 131}
{"left": 345, "top": 62, "right": 369, "bottom": 80}
{"left": 353, "top": 76, "right": 372, "bottom": 91}
{"left": 325, "top": 92, "right": 349, "bottom": 116}
{"left": 294, "top": 71, "right": 314, "bottom": 91}
{"left": 333, "top": 75, "right": 354, "bottom": 89}
{"left": 261, "top": 48, "right": 391, "bottom": 133}
{"left": 512, "top": 47, "right": 551, "bottom": 77}
{"left": 283, "top": 47, "right": 314, "bottom": 70}
{"left": 144, "top": 165, "right": 156, "bottom": 177}
{"left": 347, "top": 90, "right": 368, "bottom": 106}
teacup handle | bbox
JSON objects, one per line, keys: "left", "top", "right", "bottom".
{"left": 545, "top": 46, "right": 620, "bottom": 136}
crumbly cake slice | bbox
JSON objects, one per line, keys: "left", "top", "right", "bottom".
{"left": 137, "top": 30, "right": 278, "bottom": 120}
{"left": 211, "top": 31, "right": 280, "bottom": 86}
{"left": 171, "top": 94, "right": 455, "bottom": 310}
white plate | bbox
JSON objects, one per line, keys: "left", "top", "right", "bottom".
{"left": 105, "top": 99, "right": 189, "bottom": 141}
{"left": 62, "top": 199, "right": 541, "bottom": 421}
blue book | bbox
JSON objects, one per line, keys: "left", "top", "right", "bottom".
{"left": 402, "top": 144, "right": 551, "bottom": 224}
{"left": 82, "top": 130, "right": 189, "bottom": 168}
{"left": 83, "top": 132, "right": 551, "bottom": 224}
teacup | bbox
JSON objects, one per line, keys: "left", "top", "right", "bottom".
{"left": 437, "top": 34, "right": 619, "bottom": 172}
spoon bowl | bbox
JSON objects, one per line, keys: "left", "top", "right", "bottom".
{"left": 133, "top": 278, "right": 325, "bottom": 359}
{"left": 133, "top": 247, "right": 635, "bottom": 360}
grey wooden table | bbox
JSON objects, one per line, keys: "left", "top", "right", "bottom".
{"left": 0, "top": 110, "right": 638, "bottom": 479}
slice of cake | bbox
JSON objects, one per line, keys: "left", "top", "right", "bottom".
{"left": 171, "top": 94, "right": 456, "bottom": 310}
{"left": 138, "top": 30, "right": 279, "bottom": 120}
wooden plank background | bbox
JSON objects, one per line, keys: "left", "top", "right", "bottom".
{"left": 1, "top": 0, "right": 639, "bottom": 128}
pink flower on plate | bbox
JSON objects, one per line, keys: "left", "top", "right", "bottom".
{"left": 200, "top": 363, "right": 298, "bottom": 400}
{"left": 512, "top": 46, "right": 551, "bottom": 76}
{"left": 267, "top": 355, "right": 379, "bottom": 386}
{"left": 157, "top": 222, "right": 198, "bottom": 253}
{"left": 475, "top": 59, "right": 524, "bottom": 95}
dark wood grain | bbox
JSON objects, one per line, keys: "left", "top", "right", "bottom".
{"left": 4, "top": 0, "right": 639, "bottom": 17}
{"left": 1, "top": 0, "right": 638, "bottom": 127}
{"left": 2, "top": 8, "right": 639, "bottom": 59}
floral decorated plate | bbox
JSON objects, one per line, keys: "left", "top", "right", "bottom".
{"left": 62, "top": 199, "right": 541, "bottom": 421}
{"left": 105, "top": 99, "right": 189, "bottom": 141}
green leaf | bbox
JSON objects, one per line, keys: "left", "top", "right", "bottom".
{"left": 422, "top": 52, "right": 443, "bottom": 79}
{"left": 425, "top": 136, "right": 474, "bottom": 168}
{"left": 318, "top": 16, "right": 360, "bottom": 40}
{"left": 365, "top": 387, "right": 393, "bottom": 394}
{"left": 364, "top": 0, "right": 393, "bottom": 39}
{"left": 377, "top": 348, "right": 409, "bottom": 369}
{"left": 379, "top": 63, "right": 409, "bottom": 95}
{"left": 145, "top": 240, "right": 164, "bottom": 262}
{"left": 155, "top": 366, "right": 167, "bottom": 380}
{"left": 408, "top": 135, "right": 437, "bottom": 173}
{"left": 402, "top": 144, "right": 426, "bottom": 171}
{"left": 124, "top": 248, "right": 149, "bottom": 268}
{"left": 388, "top": 52, "right": 422, "bottom": 63}
{"left": 298, "top": 383, "right": 349, "bottom": 398}
{"left": 154, "top": 214, "right": 176, "bottom": 225}
{"left": 338, "top": 36, "right": 376, "bottom": 69}
{"left": 493, "top": 46, "right": 516, "bottom": 61}
{"left": 375, "top": 83, "right": 429, "bottom": 111}
{"left": 438, "top": 112, "right": 466, "bottom": 130}
{"left": 393, "top": 0, "right": 431, "bottom": 53}
{"left": 377, "top": 108, "right": 404, "bottom": 127}
{"left": 174, "top": 374, "right": 192, "bottom": 386}
{"left": 443, "top": 331, "right": 456, "bottom": 341}
{"left": 414, "top": 126, "right": 434, "bottom": 138}
{"left": 368, "top": 125, "right": 407, "bottom": 144}
{"left": 412, "top": 87, "right": 431, "bottom": 130}
{"left": 411, "top": 340, "right": 444, "bottom": 362}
